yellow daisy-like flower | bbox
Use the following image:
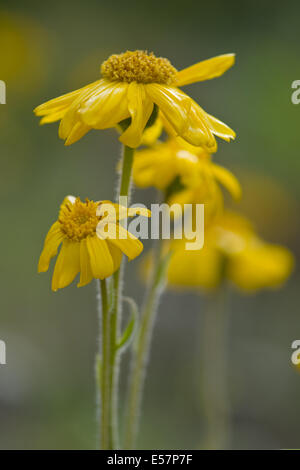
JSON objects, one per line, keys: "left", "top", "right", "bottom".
{"left": 38, "top": 196, "right": 150, "bottom": 291}
{"left": 167, "top": 211, "right": 294, "bottom": 292}
{"left": 34, "top": 50, "right": 236, "bottom": 149}
{"left": 133, "top": 136, "right": 241, "bottom": 220}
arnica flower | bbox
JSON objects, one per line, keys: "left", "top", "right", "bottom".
{"left": 34, "top": 50, "right": 236, "bottom": 149}
{"left": 167, "top": 211, "right": 294, "bottom": 292}
{"left": 38, "top": 196, "right": 150, "bottom": 291}
{"left": 133, "top": 136, "right": 241, "bottom": 219}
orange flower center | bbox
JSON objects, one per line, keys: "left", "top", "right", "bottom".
{"left": 101, "top": 50, "right": 177, "bottom": 84}
{"left": 59, "top": 198, "right": 100, "bottom": 241}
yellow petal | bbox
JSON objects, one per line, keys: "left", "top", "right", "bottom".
{"left": 228, "top": 242, "right": 294, "bottom": 291}
{"left": 180, "top": 100, "right": 218, "bottom": 150}
{"left": 97, "top": 201, "right": 151, "bottom": 222}
{"left": 58, "top": 80, "right": 105, "bottom": 140}
{"left": 176, "top": 53, "right": 235, "bottom": 87}
{"left": 78, "top": 239, "right": 94, "bottom": 287}
{"left": 86, "top": 235, "right": 114, "bottom": 279}
{"left": 127, "top": 206, "right": 151, "bottom": 218}
{"left": 64, "top": 121, "right": 91, "bottom": 146}
{"left": 141, "top": 117, "right": 163, "bottom": 145}
{"left": 133, "top": 145, "right": 176, "bottom": 190}
{"left": 38, "top": 222, "right": 64, "bottom": 272}
{"left": 107, "top": 241, "right": 123, "bottom": 272}
{"left": 51, "top": 240, "right": 80, "bottom": 291}
{"left": 119, "top": 82, "right": 154, "bottom": 148}
{"left": 40, "top": 107, "right": 68, "bottom": 124}
{"left": 211, "top": 164, "right": 242, "bottom": 200}
{"left": 80, "top": 81, "right": 129, "bottom": 129}
{"left": 107, "top": 223, "right": 143, "bottom": 260}
{"left": 167, "top": 245, "right": 222, "bottom": 290}
{"left": 34, "top": 80, "right": 102, "bottom": 119}
{"left": 146, "top": 84, "right": 191, "bottom": 136}
{"left": 205, "top": 113, "right": 236, "bottom": 141}
{"left": 168, "top": 188, "right": 195, "bottom": 207}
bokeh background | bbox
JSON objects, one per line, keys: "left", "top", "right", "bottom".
{"left": 1, "top": 0, "right": 300, "bottom": 449}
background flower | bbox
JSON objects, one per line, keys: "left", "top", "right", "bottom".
{"left": 167, "top": 211, "right": 294, "bottom": 292}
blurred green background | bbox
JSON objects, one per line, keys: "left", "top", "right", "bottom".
{"left": 1, "top": 0, "right": 300, "bottom": 449}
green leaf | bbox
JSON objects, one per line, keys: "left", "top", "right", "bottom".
{"left": 116, "top": 297, "right": 138, "bottom": 351}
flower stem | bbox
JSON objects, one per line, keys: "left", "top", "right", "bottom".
{"left": 119, "top": 145, "right": 135, "bottom": 198}
{"left": 99, "top": 278, "right": 113, "bottom": 450}
{"left": 200, "top": 287, "right": 231, "bottom": 449}
{"left": 124, "top": 239, "right": 166, "bottom": 449}
{"left": 109, "top": 144, "right": 135, "bottom": 448}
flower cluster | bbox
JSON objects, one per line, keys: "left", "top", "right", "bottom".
{"left": 35, "top": 49, "right": 294, "bottom": 451}
{"left": 36, "top": 49, "right": 239, "bottom": 290}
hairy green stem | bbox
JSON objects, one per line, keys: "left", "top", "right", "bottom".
{"left": 97, "top": 145, "right": 134, "bottom": 450}
{"left": 109, "top": 145, "right": 135, "bottom": 448}
{"left": 99, "top": 278, "right": 112, "bottom": 449}
{"left": 125, "top": 239, "right": 166, "bottom": 449}
{"left": 200, "top": 287, "right": 231, "bottom": 449}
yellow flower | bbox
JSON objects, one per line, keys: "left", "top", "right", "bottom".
{"left": 38, "top": 196, "right": 150, "bottom": 291}
{"left": 0, "top": 12, "right": 48, "bottom": 91}
{"left": 133, "top": 136, "right": 241, "bottom": 220}
{"left": 168, "top": 211, "right": 294, "bottom": 292}
{"left": 34, "top": 50, "right": 236, "bottom": 148}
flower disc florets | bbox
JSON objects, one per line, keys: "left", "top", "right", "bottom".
{"left": 101, "top": 50, "right": 177, "bottom": 84}
{"left": 59, "top": 198, "right": 100, "bottom": 242}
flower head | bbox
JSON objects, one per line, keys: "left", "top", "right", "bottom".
{"left": 38, "top": 196, "right": 150, "bottom": 291}
{"left": 133, "top": 137, "right": 241, "bottom": 220}
{"left": 167, "top": 211, "right": 294, "bottom": 292}
{"left": 34, "top": 50, "right": 236, "bottom": 149}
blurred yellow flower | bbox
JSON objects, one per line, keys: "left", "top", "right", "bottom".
{"left": 0, "top": 12, "right": 48, "bottom": 91}
{"left": 168, "top": 211, "right": 294, "bottom": 292}
{"left": 34, "top": 50, "right": 235, "bottom": 148}
{"left": 134, "top": 136, "right": 241, "bottom": 195}
{"left": 133, "top": 136, "right": 241, "bottom": 221}
{"left": 38, "top": 196, "right": 150, "bottom": 291}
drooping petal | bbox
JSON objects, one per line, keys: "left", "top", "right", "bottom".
{"left": 141, "top": 117, "right": 163, "bottom": 145}
{"left": 211, "top": 164, "right": 242, "bottom": 201}
{"left": 78, "top": 239, "right": 94, "bottom": 287}
{"left": 80, "top": 81, "right": 129, "bottom": 129}
{"left": 205, "top": 113, "right": 236, "bottom": 142}
{"left": 146, "top": 84, "right": 191, "bottom": 136}
{"left": 40, "top": 107, "right": 68, "bottom": 124}
{"left": 107, "top": 241, "right": 123, "bottom": 272}
{"left": 119, "top": 82, "right": 154, "bottom": 148}
{"left": 58, "top": 80, "right": 106, "bottom": 141}
{"left": 65, "top": 121, "right": 91, "bottom": 146}
{"left": 86, "top": 235, "right": 114, "bottom": 279}
{"left": 34, "top": 80, "right": 102, "bottom": 119}
{"left": 107, "top": 223, "right": 143, "bottom": 260}
{"left": 180, "top": 100, "right": 218, "bottom": 150}
{"left": 176, "top": 53, "right": 235, "bottom": 87}
{"left": 38, "top": 222, "right": 64, "bottom": 272}
{"left": 51, "top": 240, "right": 80, "bottom": 291}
